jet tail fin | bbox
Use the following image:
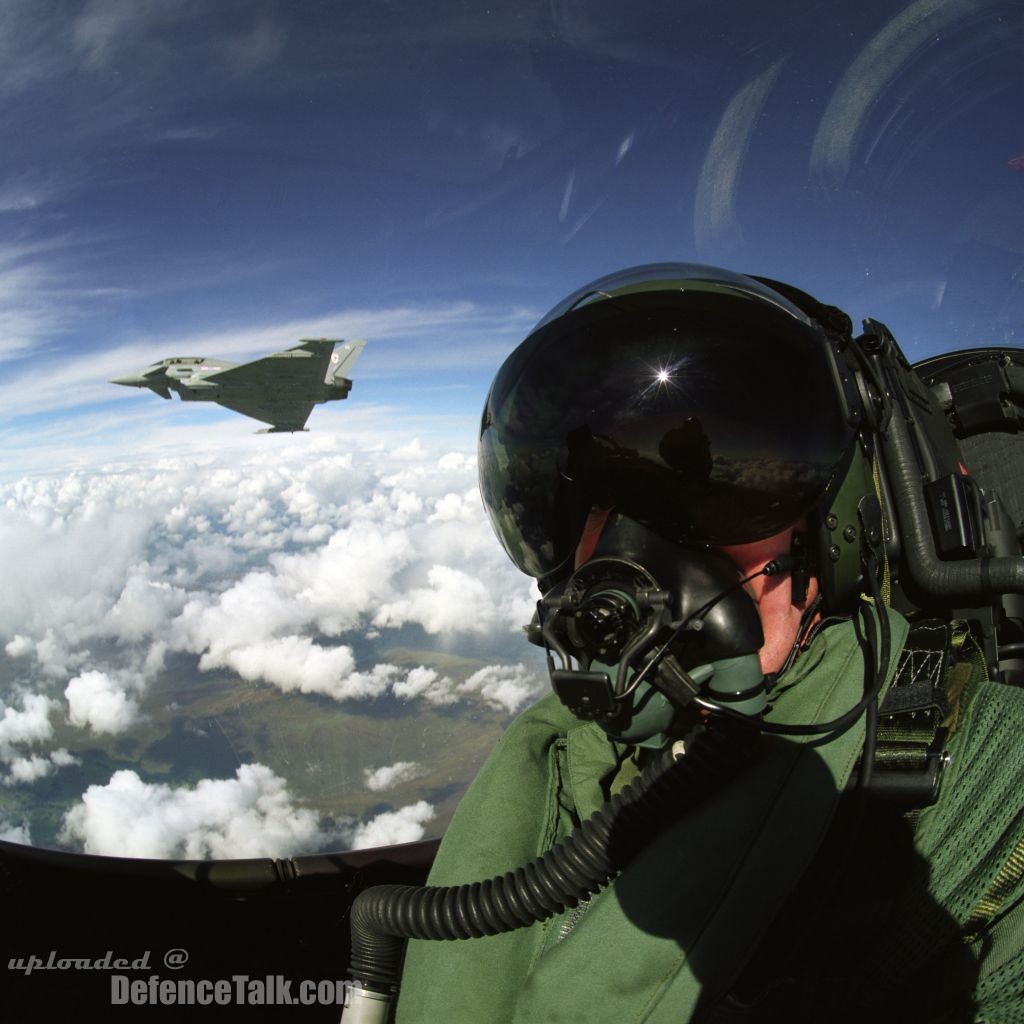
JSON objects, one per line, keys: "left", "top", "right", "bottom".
{"left": 327, "top": 339, "right": 366, "bottom": 383}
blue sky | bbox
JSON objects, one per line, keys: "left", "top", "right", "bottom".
{"left": 3, "top": 0, "right": 1024, "bottom": 474}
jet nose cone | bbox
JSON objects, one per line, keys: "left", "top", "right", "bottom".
{"left": 109, "top": 374, "right": 143, "bottom": 387}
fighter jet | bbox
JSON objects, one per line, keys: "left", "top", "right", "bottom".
{"left": 110, "top": 337, "right": 366, "bottom": 432}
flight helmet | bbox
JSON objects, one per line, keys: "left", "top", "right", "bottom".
{"left": 479, "top": 263, "right": 871, "bottom": 602}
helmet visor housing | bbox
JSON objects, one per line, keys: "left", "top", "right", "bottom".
{"left": 479, "top": 264, "right": 856, "bottom": 583}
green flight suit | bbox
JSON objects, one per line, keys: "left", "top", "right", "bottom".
{"left": 395, "top": 607, "right": 1024, "bottom": 1023}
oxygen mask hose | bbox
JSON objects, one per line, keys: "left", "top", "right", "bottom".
{"left": 340, "top": 520, "right": 765, "bottom": 1020}
{"left": 339, "top": 713, "right": 758, "bottom": 1021}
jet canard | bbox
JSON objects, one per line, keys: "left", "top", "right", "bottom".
{"left": 110, "top": 337, "right": 366, "bottom": 432}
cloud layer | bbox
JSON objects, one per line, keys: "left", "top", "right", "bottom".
{"left": 0, "top": 436, "right": 547, "bottom": 854}
{"left": 0, "top": 438, "right": 541, "bottom": 717}
{"left": 59, "top": 763, "right": 434, "bottom": 859}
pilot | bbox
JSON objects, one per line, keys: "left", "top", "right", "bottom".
{"left": 391, "top": 265, "right": 1024, "bottom": 1023}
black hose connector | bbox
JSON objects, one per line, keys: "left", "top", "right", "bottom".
{"left": 884, "top": 404, "right": 1024, "bottom": 598}
{"left": 346, "top": 716, "right": 757, "bottom": 992}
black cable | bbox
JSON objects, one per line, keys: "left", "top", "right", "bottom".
{"left": 695, "top": 667, "right": 884, "bottom": 739}
{"left": 857, "top": 610, "right": 878, "bottom": 790}
{"left": 694, "top": 579, "right": 890, "bottom": 742}
{"left": 857, "top": 552, "right": 888, "bottom": 791}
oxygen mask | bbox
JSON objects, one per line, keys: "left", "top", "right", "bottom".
{"left": 533, "top": 513, "right": 778, "bottom": 747}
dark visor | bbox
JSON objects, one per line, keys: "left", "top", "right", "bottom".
{"left": 479, "top": 282, "right": 855, "bottom": 583}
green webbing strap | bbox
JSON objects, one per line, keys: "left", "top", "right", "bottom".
{"left": 871, "top": 743, "right": 928, "bottom": 771}
{"left": 876, "top": 722, "right": 938, "bottom": 745}
{"left": 943, "top": 620, "right": 987, "bottom": 737}
{"left": 871, "top": 618, "right": 949, "bottom": 784}
{"left": 963, "top": 837, "right": 1024, "bottom": 945}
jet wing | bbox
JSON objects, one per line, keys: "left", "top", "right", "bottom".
{"left": 214, "top": 394, "right": 315, "bottom": 431}
{"left": 200, "top": 339, "right": 336, "bottom": 389}
{"left": 198, "top": 339, "right": 336, "bottom": 430}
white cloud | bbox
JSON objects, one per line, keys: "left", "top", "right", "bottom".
{"left": 5, "top": 754, "right": 53, "bottom": 785}
{"left": 31, "top": 630, "right": 84, "bottom": 680}
{"left": 364, "top": 761, "right": 425, "bottom": 792}
{"left": 0, "top": 495, "right": 152, "bottom": 673}
{"left": 391, "top": 665, "right": 459, "bottom": 705}
{"left": 392, "top": 439, "right": 429, "bottom": 460}
{"left": 103, "top": 568, "right": 187, "bottom": 643}
{"left": 348, "top": 800, "right": 435, "bottom": 850}
{"left": 0, "top": 442, "right": 538, "bottom": 714}
{"left": 436, "top": 452, "right": 474, "bottom": 473}
{"left": 0, "top": 693, "right": 56, "bottom": 756}
{"left": 225, "top": 637, "right": 357, "bottom": 691}
{"left": 59, "top": 763, "right": 337, "bottom": 859}
{"left": 0, "top": 692, "right": 78, "bottom": 785}
{"left": 428, "top": 489, "right": 481, "bottom": 523}
{"left": 109, "top": 445, "right": 540, "bottom": 708}
{"left": 373, "top": 565, "right": 499, "bottom": 635}
{"left": 267, "top": 526, "right": 416, "bottom": 636}
{"left": 5, "top": 634, "right": 32, "bottom": 657}
{"left": 58, "top": 763, "right": 435, "bottom": 858}
{"left": 2, "top": 749, "right": 78, "bottom": 787}
{"left": 65, "top": 670, "right": 141, "bottom": 735}
{"left": 458, "top": 663, "right": 545, "bottom": 714}
{"left": 222, "top": 637, "right": 400, "bottom": 702}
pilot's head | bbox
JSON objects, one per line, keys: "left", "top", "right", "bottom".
{"left": 478, "top": 263, "right": 874, "bottom": 678}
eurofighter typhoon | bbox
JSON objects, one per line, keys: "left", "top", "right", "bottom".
{"left": 110, "top": 338, "right": 366, "bottom": 432}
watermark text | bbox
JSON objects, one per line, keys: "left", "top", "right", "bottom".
{"left": 111, "top": 975, "right": 346, "bottom": 1006}
{"left": 9, "top": 951, "right": 151, "bottom": 975}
